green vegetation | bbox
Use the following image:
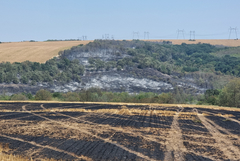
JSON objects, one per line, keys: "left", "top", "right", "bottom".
{"left": 198, "top": 78, "right": 240, "bottom": 108}
{"left": 0, "top": 40, "right": 239, "bottom": 85}
{"left": 0, "top": 58, "right": 84, "bottom": 84}
{"left": 35, "top": 89, "right": 52, "bottom": 101}
{"left": 0, "top": 78, "right": 239, "bottom": 108}
{"left": 211, "top": 46, "right": 240, "bottom": 58}
{"left": 0, "top": 87, "right": 197, "bottom": 104}
{"left": 61, "top": 40, "right": 240, "bottom": 76}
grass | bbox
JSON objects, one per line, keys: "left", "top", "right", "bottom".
{"left": 0, "top": 40, "right": 92, "bottom": 63}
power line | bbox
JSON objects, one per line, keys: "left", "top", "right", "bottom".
{"left": 133, "top": 32, "right": 139, "bottom": 39}
{"left": 105, "top": 34, "right": 109, "bottom": 40}
{"left": 229, "top": 27, "right": 238, "bottom": 39}
{"left": 144, "top": 32, "right": 149, "bottom": 39}
{"left": 82, "top": 35, "right": 87, "bottom": 40}
{"left": 190, "top": 31, "right": 195, "bottom": 40}
{"left": 177, "top": 29, "right": 185, "bottom": 39}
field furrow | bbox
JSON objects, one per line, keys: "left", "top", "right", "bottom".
{"left": 0, "top": 102, "right": 240, "bottom": 160}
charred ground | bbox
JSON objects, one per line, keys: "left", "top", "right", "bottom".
{"left": 0, "top": 102, "right": 240, "bottom": 160}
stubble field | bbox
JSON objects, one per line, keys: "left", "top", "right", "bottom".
{"left": 0, "top": 41, "right": 92, "bottom": 63}
{"left": 0, "top": 102, "right": 240, "bottom": 161}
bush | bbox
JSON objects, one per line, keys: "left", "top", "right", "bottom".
{"left": 157, "top": 93, "right": 174, "bottom": 104}
{"left": 218, "top": 78, "right": 240, "bottom": 108}
{"left": 35, "top": 89, "right": 52, "bottom": 101}
{"left": 11, "top": 94, "right": 28, "bottom": 100}
{"left": 53, "top": 92, "right": 63, "bottom": 99}
{"left": 62, "top": 92, "right": 80, "bottom": 101}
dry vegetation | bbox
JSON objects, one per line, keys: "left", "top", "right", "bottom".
{"left": 0, "top": 40, "right": 92, "bottom": 63}
{"left": 0, "top": 143, "right": 57, "bottom": 161}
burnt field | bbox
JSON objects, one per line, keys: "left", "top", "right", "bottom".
{"left": 0, "top": 103, "right": 240, "bottom": 161}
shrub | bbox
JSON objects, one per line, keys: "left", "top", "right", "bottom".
{"left": 11, "top": 94, "right": 27, "bottom": 100}
{"left": 62, "top": 92, "right": 80, "bottom": 101}
{"left": 218, "top": 78, "right": 240, "bottom": 108}
{"left": 35, "top": 89, "right": 52, "bottom": 101}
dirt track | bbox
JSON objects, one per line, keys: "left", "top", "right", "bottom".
{"left": 0, "top": 103, "right": 240, "bottom": 161}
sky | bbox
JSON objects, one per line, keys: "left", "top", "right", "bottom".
{"left": 0, "top": 0, "right": 240, "bottom": 42}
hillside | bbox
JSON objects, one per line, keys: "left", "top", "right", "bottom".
{"left": 0, "top": 40, "right": 237, "bottom": 97}
{"left": 0, "top": 40, "right": 92, "bottom": 63}
{"left": 0, "top": 39, "right": 239, "bottom": 63}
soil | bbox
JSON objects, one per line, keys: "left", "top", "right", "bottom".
{"left": 0, "top": 102, "right": 240, "bottom": 161}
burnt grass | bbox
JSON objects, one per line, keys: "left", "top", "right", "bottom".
{"left": 0, "top": 103, "right": 240, "bottom": 161}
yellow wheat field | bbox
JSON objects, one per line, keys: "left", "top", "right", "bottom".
{"left": 0, "top": 40, "right": 92, "bottom": 63}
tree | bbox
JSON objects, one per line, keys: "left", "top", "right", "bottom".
{"left": 35, "top": 89, "right": 52, "bottom": 101}
{"left": 11, "top": 94, "right": 27, "bottom": 100}
{"left": 62, "top": 92, "right": 80, "bottom": 101}
{"left": 219, "top": 79, "right": 240, "bottom": 107}
{"left": 20, "top": 75, "right": 28, "bottom": 84}
{"left": 0, "top": 72, "right": 5, "bottom": 83}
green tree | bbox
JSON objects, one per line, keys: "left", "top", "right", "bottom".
{"left": 219, "top": 79, "right": 240, "bottom": 107}
{"left": 20, "top": 75, "right": 28, "bottom": 84}
{"left": 0, "top": 72, "right": 5, "bottom": 83}
{"left": 35, "top": 89, "right": 52, "bottom": 101}
{"left": 11, "top": 94, "right": 28, "bottom": 100}
{"left": 62, "top": 92, "right": 80, "bottom": 101}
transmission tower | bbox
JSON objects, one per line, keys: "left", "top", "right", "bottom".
{"left": 190, "top": 31, "right": 195, "bottom": 40}
{"left": 111, "top": 35, "right": 114, "bottom": 40}
{"left": 105, "top": 34, "right": 109, "bottom": 40}
{"left": 177, "top": 29, "right": 185, "bottom": 39}
{"left": 144, "top": 32, "right": 149, "bottom": 39}
{"left": 133, "top": 32, "right": 139, "bottom": 39}
{"left": 229, "top": 27, "right": 238, "bottom": 39}
{"left": 82, "top": 36, "right": 87, "bottom": 40}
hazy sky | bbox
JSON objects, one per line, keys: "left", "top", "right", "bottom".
{"left": 1, "top": 0, "right": 239, "bottom": 42}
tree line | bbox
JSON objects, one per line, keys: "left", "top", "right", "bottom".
{"left": 0, "top": 58, "right": 84, "bottom": 85}
{"left": 0, "top": 87, "right": 197, "bottom": 104}
{"left": 1, "top": 78, "right": 240, "bottom": 108}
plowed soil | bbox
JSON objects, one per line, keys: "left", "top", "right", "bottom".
{"left": 0, "top": 102, "right": 240, "bottom": 161}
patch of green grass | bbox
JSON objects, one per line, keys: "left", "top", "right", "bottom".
{"left": 193, "top": 119, "right": 202, "bottom": 123}
{"left": 223, "top": 118, "right": 231, "bottom": 121}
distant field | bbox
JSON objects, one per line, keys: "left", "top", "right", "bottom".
{"left": 0, "top": 39, "right": 240, "bottom": 63}
{"left": 0, "top": 41, "right": 92, "bottom": 63}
